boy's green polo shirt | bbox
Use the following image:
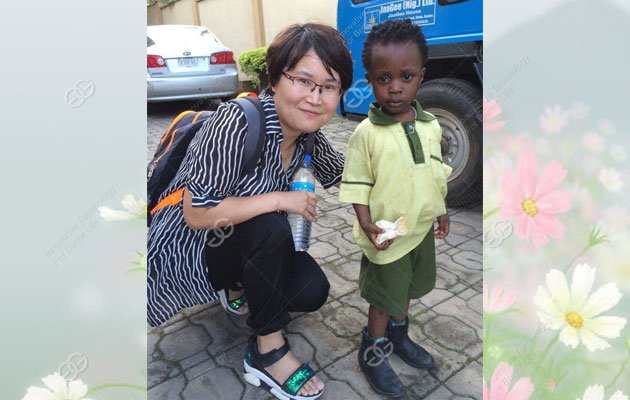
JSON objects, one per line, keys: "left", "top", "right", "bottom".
{"left": 339, "top": 100, "right": 452, "bottom": 264}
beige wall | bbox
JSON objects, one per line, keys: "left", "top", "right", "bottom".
{"left": 262, "top": 0, "right": 337, "bottom": 44}
{"left": 147, "top": 0, "right": 338, "bottom": 81}
{"left": 198, "top": 0, "right": 255, "bottom": 61}
{"left": 160, "top": 0, "right": 196, "bottom": 25}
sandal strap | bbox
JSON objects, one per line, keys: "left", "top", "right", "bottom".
{"left": 255, "top": 335, "right": 291, "bottom": 368}
{"left": 226, "top": 290, "right": 247, "bottom": 310}
{"left": 281, "top": 363, "right": 316, "bottom": 396}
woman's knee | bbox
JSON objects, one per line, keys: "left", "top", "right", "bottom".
{"left": 289, "top": 255, "right": 330, "bottom": 312}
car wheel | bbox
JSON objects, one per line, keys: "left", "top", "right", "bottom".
{"left": 417, "top": 78, "right": 482, "bottom": 207}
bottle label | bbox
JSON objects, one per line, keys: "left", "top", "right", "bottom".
{"left": 290, "top": 182, "right": 315, "bottom": 192}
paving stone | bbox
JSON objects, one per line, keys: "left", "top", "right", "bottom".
{"left": 322, "top": 266, "right": 357, "bottom": 301}
{"left": 337, "top": 291, "right": 369, "bottom": 315}
{"left": 317, "top": 230, "right": 361, "bottom": 257}
{"left": 433, "top": 297, "right": 483, "bottom": 334}
{"left": 180, "top": 350, "right": 212, "bottom": 371}
{"left": 319, "top": 380, "right": 363, "bottom": 400}
{"left": 183, "top": 367, "right": 244, "bottom": 400}
{"left": 184, "top": 357, "right": 216, "bottom": 381}
{"left": 424, "top": 315, "right": 479, "bottom": 353}
{"left": 328, "top": 256, "right": 360, "bottom": 282}
{"left": 147, "top": 373, "right": 185, "bottom": 399}
{"left": 463, "top": 341, "right": 483, "bottom": 359}
{"left": 419, "top": 288, "right": 454, "bottom": 308}
{"left": 311, "top": 222, "right": 335, "bottom": 239}
{"left": 148, "top": 332, "right": 160, "bottom": 359}
{"left": 453, "top": 250, "right": 483, "bottom": 271}
{"left": 159, "top": 324, "right": 211, "bottom": 361}
{"left": 322, "top": 304, "right": 366, "bottom": 338}
{"left": 409, "top": 309, "right": 439, "bottom": 326}
{"left": 453, "top": 211, "right": 482, "bottom": 233}
{"left": 161, "top": 317, "right": 189, "bottom": 335}
{"left": 444, "top": 361, "right": 483, "bottom": 400}
{"left": 309, "top": 240, "right": 338, "bottom": 259}
{"left": 425, "top": 385, "right": 455, "bottom": 400}
{"left": 438, "top": 255, "right": 481, "bottom": 286}
{"left": 421, "top": 338, "right": 471, "bottom": 383}
{"left": 286, "top": 311, "right": 355, "bottom": 369}
{"left": 183, "top": 302, "right": 215, "bottom": 317}
{"left": 446, "top": 247, "right": 461, "bottom": 256}
{"left": 323, "top": 351, "right": 383, "bottom": 399}
{"left": 466, "top": 293, "right": 482, "bottom": 315}
{"left": 458, "top": 288, "right": 477, "bottom": 300}
{"left": 188, "top": 306, "right": 250, "bottom": 357}
{"left": 435, "top": 266, "right": 461, "bottom": 290}
{"left": 449, "top": 221, "right": 477, "bottom": 237}
{"left": 148, "top": 360, "right": 180, "bottom": 388}
{"left": 444, "top": 232, "right": 469, "bottom": 247}
{"left": 456, "top": 239, "right": 483, "bottom": 253}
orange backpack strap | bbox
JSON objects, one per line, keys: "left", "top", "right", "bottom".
{"left": 150, "top": 188, "right": 185, "bottom": 215}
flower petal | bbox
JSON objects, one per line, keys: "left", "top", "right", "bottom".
{"left": 42, "top": 373, "right": 67, "bottom": 395}
{"left": 506, "top": 377, "right": 535, "bottom": 400}
{"left": 534, "top": 161, "right": 567, "bottom": 197}
{"left": 483, "top": 378, "right": 489, "bottom": 400}
{"left": 546, "top": 269, "right": 571, "bottom": 311}
{"left": 570, "top": 263, "right": 595, "bottom": 309}
{"left": 559, "top": 326, "right": 579, "bottom": 348}
{"left": 22, "top": 387, "right": 57, "bottom": 400}
{"left": 517, "top": 152, "right": 537, "bottom": 198}
{"left": 490, "top": 362, "right": 513, "bottom": 400}
{"left": 586, "top": 316, "right": 627, "bottom": 339}
{"left": 533, "top": 286, "right": 564, "bottom": 329}
{"left": 610, "top": 390, "right": 629, "bottom": 400}
{"left": 67, "top": 380, "right": 88, "bottom": 398}
{"left": 579, "top": 327, "right": 610, "bottom": 352}
{"left": 581, "top": 385, "right": 605, "bottom": 400}
{"left": 582, "top": 283, "right": 622, "bottom": 318}
{"left": 536, "top": 189, "right": 573, "bottom": 214}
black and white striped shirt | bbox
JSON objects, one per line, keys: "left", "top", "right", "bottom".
{"left": 147, "top": 92, "right": 345, "bottom": 326}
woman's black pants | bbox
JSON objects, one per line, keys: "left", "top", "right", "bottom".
{"left": 205, "top": 212, "right": 330, "bottom": 336}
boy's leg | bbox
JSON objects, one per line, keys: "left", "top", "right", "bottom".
{"left": 368, "top": 305, "right": 390, "bottom": 339}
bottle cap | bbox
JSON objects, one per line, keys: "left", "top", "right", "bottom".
{"left": 304, "top": 155, "right": 312, "bottom": 163}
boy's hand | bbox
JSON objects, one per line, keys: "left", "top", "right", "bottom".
{"left": 434, "top": 213, "right": 450, "bottom": 239}
{"left": 360, "top": 221, "right": 393, "bottom": 250}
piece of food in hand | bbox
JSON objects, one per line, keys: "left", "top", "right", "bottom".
{"left": 375, "top": 217, "right": 409, "bottom": 245}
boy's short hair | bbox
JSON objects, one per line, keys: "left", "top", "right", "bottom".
{"left": 361, "top": 19, "right": 429, "bottom": 72}
{"left": 266, "top": 23, "right": 353, "bottom": 92}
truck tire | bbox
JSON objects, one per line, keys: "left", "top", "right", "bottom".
{"left": 416, "top": 78, "right": 482, "bottom": 207}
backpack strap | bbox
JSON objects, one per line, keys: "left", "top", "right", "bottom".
{"left": 234, "top": 96, "right": 266, "bottom": 176}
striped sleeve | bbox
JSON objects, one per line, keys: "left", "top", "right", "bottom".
{"left": 185, "top": 102, "right": 247, "bottom": 207}
{"left": 338, "top": 124, "right": 374, "bottom": 205}
{"left": 310, "top": 130, "right": 345, "bottom": 189}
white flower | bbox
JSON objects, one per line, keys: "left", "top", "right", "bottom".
{"left": 598, "top": 120, "right": 615, "bottom": 135}
{"left": 533, "top": 263, "right": 626, "bottom": 351}
{"left": 570, "top": 102, "right": 589, "bottom": 119}
{"left": 609, "top": 145, "right": 627, "bottom": 162}
{"left": 98, "top": 194, "right": 147, "bottom": 221}
{"left": 576, "top": 385, "right": 627, "bottom": 400}
{"left": 582, "top": 132, "right": 606, "bottom": 154}
{"left": 22, "top": 373, "right": 93, "bottom": 400}
{"left": 539, "top": 106, "right": 569, "bottom": 135}
{"left": 598, "top": 167, "right": 624, "bottom": 192}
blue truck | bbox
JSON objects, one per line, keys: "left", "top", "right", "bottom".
{"left": 338, "top": 0, "right": 482, "bottom": 206}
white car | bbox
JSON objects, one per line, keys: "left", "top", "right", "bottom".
{"left": 147, "top": 25, "right": 239, "bottom": 102}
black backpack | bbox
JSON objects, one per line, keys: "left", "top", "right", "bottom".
{"left": 147, "top": 97, "right": 266, "bottom": 226}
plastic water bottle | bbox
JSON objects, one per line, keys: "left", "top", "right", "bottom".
{"left": 288, "top": 155, "right": 316, "bottom": 251}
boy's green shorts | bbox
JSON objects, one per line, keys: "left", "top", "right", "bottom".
{"left": 359, "top": 230, "right": 436, "bottom": 316}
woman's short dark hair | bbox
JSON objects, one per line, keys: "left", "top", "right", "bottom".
{"left": 266, "top": 23, "right": 353, "bottom": 92}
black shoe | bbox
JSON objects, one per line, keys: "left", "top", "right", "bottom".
{"left": 386, "top": 318, "right": 435, "bottom": 369}
{"left": 358, "top": 327, "right": 405, "bottom": 398}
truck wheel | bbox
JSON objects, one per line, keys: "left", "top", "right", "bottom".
{"left": 416, "top": 78, "right": 482, "bottom": 207}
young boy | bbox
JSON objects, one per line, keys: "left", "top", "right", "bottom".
{"left": 339, "top": 19, "right": 451, "bottom": 398}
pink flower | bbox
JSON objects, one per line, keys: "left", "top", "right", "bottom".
{"left": 539, "top": 106, "right": 568, "bottom": 135}
{"left": 484, "top": 97, "right": 507, "bottom": 132}
{"left": 483, "top": 283, "right": 517, "bottom": 314}
{"left": 483, "top": 362, "right": 534, "bottom": 400}
{"left": 499, "top": 133, "right": 534, "bottom": 157}
{"left": 499, "top": 152, "right": 572, "bottom": 246}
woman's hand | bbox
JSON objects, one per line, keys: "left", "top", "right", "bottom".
{"left": 279, "top": 191, "right": 320, "bottom": 222}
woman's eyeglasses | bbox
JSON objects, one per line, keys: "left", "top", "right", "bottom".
{"left": 282, "top": 72, "right": 343, "bottom": 98}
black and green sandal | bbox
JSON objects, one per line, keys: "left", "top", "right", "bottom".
{"left": 218, "top": 285, "right": 248, "bottom": 315}
{"left": 243, "top": 335, "right": 323, "bottom": 400}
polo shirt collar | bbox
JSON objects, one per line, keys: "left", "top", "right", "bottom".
{"left": 367, "top": 100, "right": 435, "bottom": 125}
